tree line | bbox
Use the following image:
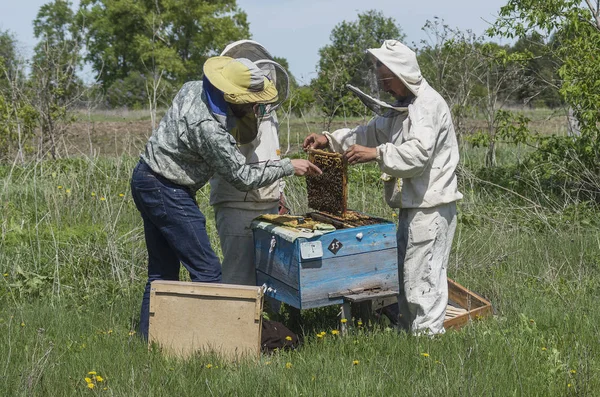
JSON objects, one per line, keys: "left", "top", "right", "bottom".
{"left": 0, "top": 1, "right": 599, "bottom": 181}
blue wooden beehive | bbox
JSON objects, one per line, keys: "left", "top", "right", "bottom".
{"left": 252, "top": 215, "right": 398, "bottom": 310}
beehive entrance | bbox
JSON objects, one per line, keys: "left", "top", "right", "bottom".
{"left": 306, "top": 149, "right": 348, "bottom": 215}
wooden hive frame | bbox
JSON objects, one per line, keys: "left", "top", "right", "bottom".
{"left": 306, "top": 149, "right": 348, "bottom": 215}
{"left": 370, "top": 278, "right": 493, "bottom": 331}
{"left": 444, "top": 278, "right": 493, "bottom": 330}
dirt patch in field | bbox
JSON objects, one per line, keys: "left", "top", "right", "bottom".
{"left": 62, "top": 120, "right": 152, "bottom": 157}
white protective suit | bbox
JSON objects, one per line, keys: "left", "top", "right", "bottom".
{"left": 324, "top": 40, "right": 463, "bottom": 334}
{"left": 209, "top": 40, "right": 287, "bottom": 286}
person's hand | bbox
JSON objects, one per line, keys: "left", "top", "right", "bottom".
{"left": 303, "top": 133, "right": 329, "bottom": 151}
{"left": 291, "top": 159, "right": 322, "bottom": 176}
{"left": 344, "top": 145, "right": 377, "bottom": 165}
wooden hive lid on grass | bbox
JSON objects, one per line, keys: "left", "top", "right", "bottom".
{"left": 306, "top": 149, "right": 348, "bottom": 215}
{"left": 148, "top": 281, "right": 263, "bottom": 360}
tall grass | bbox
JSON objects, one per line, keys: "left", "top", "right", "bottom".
{"left": 1, "top": 143, "right": 599, "bottom": 395}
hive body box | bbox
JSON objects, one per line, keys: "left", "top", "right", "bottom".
{"left": 252, "top": 219, "right": 398, "bottom": 309}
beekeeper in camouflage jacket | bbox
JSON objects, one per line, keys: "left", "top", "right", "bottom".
{"left": 304, "top": 40, "right": 462, "bottom": 335}
{"left": 131, "top": 56, "right": 321, "bottom": 339}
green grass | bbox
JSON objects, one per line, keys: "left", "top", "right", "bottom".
{"left": 1, "top": 138, "right": 599, "bottom": 395}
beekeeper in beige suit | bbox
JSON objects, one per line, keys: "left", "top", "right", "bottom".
{"left": 304, "top": 40, "right": 463, "bottom": 335}
{"left": 210, "top": 40, "right": 289, "bottom": 286}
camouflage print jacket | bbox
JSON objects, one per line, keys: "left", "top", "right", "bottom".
{"left": 141, "top": 81, "right": 294, "bottom": 193}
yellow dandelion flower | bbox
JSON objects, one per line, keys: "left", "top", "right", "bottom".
{"left": 316, "top": 334, "right": 324, "bottom": 339}
{"left": 58, "top": 185, "right": 63, "bottom": 189}
{"left": 340, "top": 318, "right": 347, "bottom": 324}
{"left": 420, "top": 353, "right": 430, "bottom": 358}
{"left": 529, "top": 319, "right": 535, "bottom": 324}
{"left": 66, "top": 189, "right": 71, "bottom": 194}
{"left": 285, "top": 336, "right": 292, "bottom": 341}
{"left": 20, "top": 322, "right": 25, "bottom": 327}
{"left": 265, "top": 361, "right": 271, "bottom": 365}
{"left": 95, "top": 375, "right": 104, "bottom": 382}
{"left": 88, "top": 371, "right": 96, "bottom": 375}
{"left": 100, "top": 197, "right": 106, "bottom": 201}
{"left": 84, "top": 377, "right": 92, "bottom": 384}
{"left": 570, "top": 369, "right": 576, "bottom": 374}
{"left": 353, "top": 360, "right": 359, "bottom": 365}
{"left": 392, "top": 213, "right": 397, "bottom": 217}
{"left": 331, "top": 330, "right": 340, "bottom": 335}
{"left": 108, "top": 329, "right": 113, "bottom": 335}
{"left": 3, "top": 273, "right": 8, "bottom": 277}
{"left": 285, "top": 362, "right": 292, "bottom": 369}
{"left": 205, "top": 364, "right": 213, "bottom": 369}
{"left": 87, "top": 383, "right": 95, "bottom": 389}
{"left": 119, "top": 193, "right": 125, "bottom": 197}
{"left": 91, "top": 192, "right": 96, "bottom": 197}
{"left": 568, "top": 384, "right": 572, "bottom": 388}
{"left": 103, "top": 387, "right": 108, "bottom": 391}
{"left": 541, "top": 347, "right": 547, "bottom": 351}
{"left": 128, "top": 331, "right": 136, "bottom": 336}
{"left": 357, "top": 320, "right": 363, "bottom": 326}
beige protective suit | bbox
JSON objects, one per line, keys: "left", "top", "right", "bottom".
{"left": 209, "top": 41, "right": 286, "bottom": 286}
{"left": 324, "top": 40, "right": 463, "bottom": 334}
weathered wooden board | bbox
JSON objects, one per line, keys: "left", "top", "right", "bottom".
{"left": 149, "top": 281, "right": 263, "bottom": 360}
{"left": 299, "top": 249, "right": 398, "bottom": 309}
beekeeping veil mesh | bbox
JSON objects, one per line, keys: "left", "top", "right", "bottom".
{"left": 345, "top": 51, "right": 409, "bottom": 118}
{"left": 220, "top": 40, "right": 289, "bottom": 113}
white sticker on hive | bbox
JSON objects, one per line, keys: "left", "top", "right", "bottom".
{"left": 300, "top": 241, "right": 323, "bottom": 259}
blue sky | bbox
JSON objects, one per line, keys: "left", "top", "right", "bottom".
{"left": 2, "top": 0, "right": 510, "bottom": 84}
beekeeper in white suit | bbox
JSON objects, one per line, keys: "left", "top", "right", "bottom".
{"left": 304, "top": 40, "right": 463, "bottom": 335}
{"left": 210, "top": 40, "right": 289, "bottom": 286}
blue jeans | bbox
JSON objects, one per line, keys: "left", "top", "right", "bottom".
{"left": 130, "top": 160, "right": 222, "bottom": 339}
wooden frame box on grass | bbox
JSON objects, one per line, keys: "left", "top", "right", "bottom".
{"left": 444, "top": 278, "right": 493, "bottom": 330}
{"left": 372, "top": 278, "right": 493, "bottom": 330}
{"left": 149, "top": 281, "right": 263, "bottom": 360}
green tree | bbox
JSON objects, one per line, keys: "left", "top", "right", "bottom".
{"left": 0, "top": 30, "right": 38, "bottom": 161}
{"left": 0, "top": 30, "right": 19, "bottom": 87}
{"left": 510, "top": 32, "right": 562, "bottom": 108}
{"left": 469, "top": 43, "right": 533, "bottom": 167}
{"left": 489, "top": 0, "right": 600, "bottom": 201}
{"left": 418, "top": 20, "right": 534, "bottom": 165}
{"left": 313, "top": 10, "right": 404, "bottom": 127}
{"left": 31, "top": 0, "right": 83, "bottom": 159}
{"left": 78, "top": 0, "right": 249, "bottom": 108}
{"left": 490, "top": 0, "right": 600, "bottom": 137}
{"left": 418, "top": 19, "right": 484, "bottom": 140}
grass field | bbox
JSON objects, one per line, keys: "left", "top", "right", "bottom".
{"left": 1, "top": 109, "right": 598, "bottom": 396}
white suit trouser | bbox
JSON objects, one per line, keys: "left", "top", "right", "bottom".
{"left": 214, "top": 205, "right": 278, "bottom": 286}
{"left": 396, "top": 202, "right": 457, "bottom": 335}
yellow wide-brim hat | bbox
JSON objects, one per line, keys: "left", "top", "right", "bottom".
{"left": 203, "top": 56, "right": 278, "bottom": 104}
